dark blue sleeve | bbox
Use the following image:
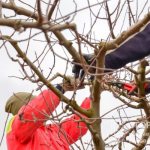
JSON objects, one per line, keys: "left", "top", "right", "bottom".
{"left": 105, "top": 23, "right": 150, "bottom": 69}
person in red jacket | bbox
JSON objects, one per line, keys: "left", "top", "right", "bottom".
{"left": 5, "top": 84, "right": 91, "bottom": 150}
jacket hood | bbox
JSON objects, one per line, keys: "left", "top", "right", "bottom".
{"left": 5, "top": 92, "right": 35, "bottom": 115}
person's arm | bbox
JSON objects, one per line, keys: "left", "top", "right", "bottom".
{"left": 72, "top": 23, "right": 150, "bottom": 78}
{"left": 105, "top": 23, "right": 150, "bottom": 70}
{"left": 60, "top": 97, "right": 91, "bottom": 145}
{"left": 12, "top": 89, "right": 60, "bottom": 143}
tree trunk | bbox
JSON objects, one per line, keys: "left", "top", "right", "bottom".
{"left": 92, "top": 99, "right": 105, "bottom": 150}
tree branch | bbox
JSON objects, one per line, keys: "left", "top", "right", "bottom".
{"left": 99, "top": 12, "right": 150, "bottom": 50}
{"left": 2, "top": 36, "right": 92, "bottom": 118}
{"left": 1, "top": 1, "right": 38, "bottom": 19}
{"left": 48, "top": 0, "right": 59, "bottom": 20}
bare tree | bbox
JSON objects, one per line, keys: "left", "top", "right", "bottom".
{"left": 0, "top": 0, "right": 150, "bottom": 149}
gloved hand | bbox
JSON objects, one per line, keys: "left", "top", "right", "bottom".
{"left": 55, "top": 76, "right": 85, "bottom": 93}
{"left": 72, "top": 54, "right": 95, "bottom": 80}
{"left": 55, "top": 84, "right": 65, "bottom": 94}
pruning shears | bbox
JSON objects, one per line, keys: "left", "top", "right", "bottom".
{"left": 107, "top": 81, "right": 149, "bottom": 96}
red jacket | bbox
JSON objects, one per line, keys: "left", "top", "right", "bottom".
{"left": 6, "top": 90, "right": 91, "bottom": 150}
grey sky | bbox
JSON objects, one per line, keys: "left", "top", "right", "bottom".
{"left": 0, "top": 0, "right": 150, "bottom": 149}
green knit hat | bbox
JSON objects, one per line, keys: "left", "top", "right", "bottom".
{"left": 5, "top": 92, "right": 35, "bottom": 115}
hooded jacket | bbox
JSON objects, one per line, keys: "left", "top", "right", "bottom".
{"left": 6, "top": 90, "right": 91, "bottom": 150}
